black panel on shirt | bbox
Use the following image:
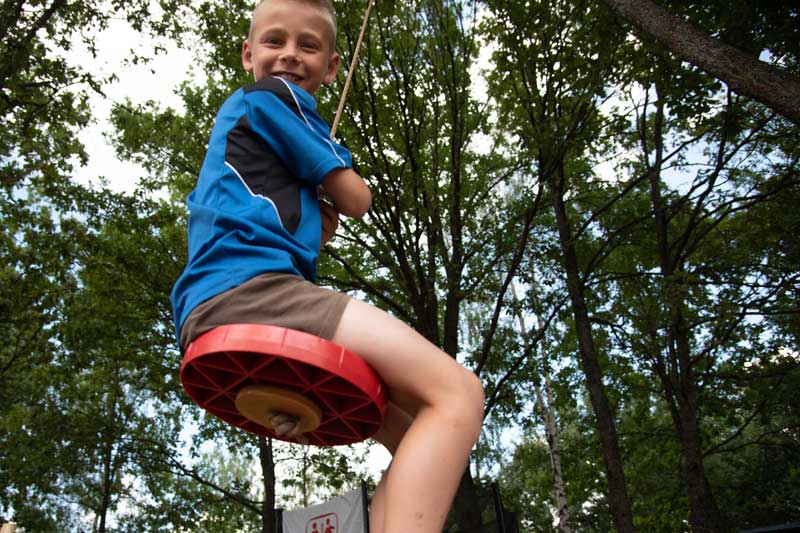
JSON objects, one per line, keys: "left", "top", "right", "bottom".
{"left": 226, "top": 114, "right": 302, "bottom": 235}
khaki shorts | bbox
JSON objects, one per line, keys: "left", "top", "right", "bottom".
{"left": 179, "top": 272, "right": 351, "bottom": 352}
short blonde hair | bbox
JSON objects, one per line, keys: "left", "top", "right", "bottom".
{"left": 248, "top": 0, "right": 337, "bottom": 48}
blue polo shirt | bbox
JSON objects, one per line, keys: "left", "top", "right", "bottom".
{"left": 171, "top": 76, "right": 352, "bottom": 343}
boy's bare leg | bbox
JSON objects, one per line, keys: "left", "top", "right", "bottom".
{"left": 369, "top": 402, "right": 414, "bottom": 532}
{"left": 332, "top": 299, "right": 484, "bottom": 533}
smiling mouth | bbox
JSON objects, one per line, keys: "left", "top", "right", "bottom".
{"left": 273, "top": 72, "right": 302, "bottom": 83}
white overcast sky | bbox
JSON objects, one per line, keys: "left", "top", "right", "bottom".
{"left": 67, "top": 11, "right": 195, "bottom": 194}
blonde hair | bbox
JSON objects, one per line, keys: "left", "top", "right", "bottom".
{"left": 249, "top": 0, "right": 337, "bottom": 48}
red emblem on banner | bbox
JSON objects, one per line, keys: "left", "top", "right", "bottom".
{"left": 306, "top": 513, "right": 338, "bottom": 533}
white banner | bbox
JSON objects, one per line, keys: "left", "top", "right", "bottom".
{"left": 282, "top": 487, "right": 366, "bottom": 533}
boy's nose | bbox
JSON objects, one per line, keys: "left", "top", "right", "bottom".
{"left": 280, "top": 45, "right": 300, "bottom": 63}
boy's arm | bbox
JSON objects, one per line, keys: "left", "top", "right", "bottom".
{"left": 321, "top": 168, "right": 371, "bottom": 218}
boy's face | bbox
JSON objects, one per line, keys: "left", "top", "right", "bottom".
{"left": 242, "top": 0, "right": 339, "bottom": 95}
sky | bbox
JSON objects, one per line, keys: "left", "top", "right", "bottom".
{"left": 67, "top": 14, "right": 193, "bottom": 194}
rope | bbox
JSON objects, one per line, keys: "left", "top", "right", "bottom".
{"left": 330, "top": 0, "right": 374, "bottom": 139}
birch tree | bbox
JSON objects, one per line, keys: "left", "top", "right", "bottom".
{"left": 511, "top": 284, "right": 572, "bottom": 533}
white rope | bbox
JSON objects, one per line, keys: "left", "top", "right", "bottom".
{"left": 330, "top": 0, "right": 374, "bottom": 139}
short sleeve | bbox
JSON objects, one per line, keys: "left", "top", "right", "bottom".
{"left": 243, "top": 77, "right": 352, "bottom": 186}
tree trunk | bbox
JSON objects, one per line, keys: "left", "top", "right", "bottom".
{"left": 645, "top": 100, "right": 725, "bottom": 532}
{"left": 97, "top": 397, "right": 118, "bottom": 533}
{"left": 259, "top": 437, "right": 277, "bottom": 533}
{"left": 513, "top": 283, "right": 572, "bottom": 532}
{"left": 532, "top": 351, "right": 573, "bottom": 532}
{"left": 441, "top": 204, "right": 487, "bottom": 532}
{"left": 538, "top": 337, "right": 571, "bottom": 533}
{"left": 601, "top": 0, "right": 800, "bottom": 125}
{"left": 97, "top": 431, "right": 114, "bottom": 533}
{"left": 452, "top": 468, "right": 486, "bottom": 533}
{"left": 547, "top": 167, "right": 637, "bottom": 533}
{"left": 672, "top": 316, "right": 725, "bottom": 533}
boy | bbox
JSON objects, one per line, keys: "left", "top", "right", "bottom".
{"left": 171, "top": 1, "right": 484, "bottom": 531}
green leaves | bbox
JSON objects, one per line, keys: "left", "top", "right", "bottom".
{"left": 1, "top": 0, "right": 798, "bottom": 530}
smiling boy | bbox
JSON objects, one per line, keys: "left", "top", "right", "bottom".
{"left": 244, "top": 0, "right": 337, "bottom": 95}
{"left": 171, "top": 2, "right": 484, "bottom": 532}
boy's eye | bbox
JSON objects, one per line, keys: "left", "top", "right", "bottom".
{"left": 301, "top": 41, "right": 320, "bottom": 51}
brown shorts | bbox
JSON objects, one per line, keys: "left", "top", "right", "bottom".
{"left": 179, "top": 272, "right": 351, "bottom": 352}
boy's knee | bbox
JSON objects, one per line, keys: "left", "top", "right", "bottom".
{"left": 463, "top": 371, "right": 485, "bottom": 412}
{"left": 450, "top": 369, "right": 485, "bottom": 438}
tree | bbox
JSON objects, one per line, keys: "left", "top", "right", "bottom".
{"left": 322, "top": 0, "right": 542, "bottom": 529}
{"left": 511, "top": 283, "right": 572, "bottom": 532}
{"left": 0, "top": 193, "right": 84, "bottom": 530}
{"left": 586, "top": 6, "right": 800, "bottom": 520}
{"left": 0, "top": 183, "right": 191, "bottom": 530}
{"left": 626, "top": 98, "right": 796, "bottom": 530}
{"left": 4, "top": 0, "right": 797, "bottom": 529}
{"left": 482, "top": 0, "right": 639, "bottom": 529}
{"left": 512, "top": 287, "right": 572, "bottom": 533}
{"left": 1, "top": 5, "right": 200, "bottom": 524}
{"left": 600, "top": 0, "right": 800, "bottom": 125}
{"left": 708, "top": 349, "right": 800, "bottom": 528}
{"left": 0, "top": 0, "right": 187, "bottom": 187}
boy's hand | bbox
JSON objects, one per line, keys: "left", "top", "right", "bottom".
{"left": 266, "top": 411, "right": 308, "bottom": 444}
{"left": 319, "top": 200, "right": 340, "bottom": 247}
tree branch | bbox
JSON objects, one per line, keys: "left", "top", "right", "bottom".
{"left": 602, "top": 0, "right": 800, "bottom": 124}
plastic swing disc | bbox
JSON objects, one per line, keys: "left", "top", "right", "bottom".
{"left": 180, "top": 324, "right": 387, "bottom": 446}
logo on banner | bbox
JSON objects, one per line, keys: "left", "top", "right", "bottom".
{"left": 306, "top": 513, "right": 338, "bottom": 533}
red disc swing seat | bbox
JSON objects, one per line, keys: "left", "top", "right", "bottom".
{"left": 180, "top": 324, "right": 387, "bottom": 446}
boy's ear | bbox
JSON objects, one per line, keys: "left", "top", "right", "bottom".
{"left": 242, "top": 39, "right": 254, "bottom": 73}
{"left": 323, "top": 52, "right": 340, "bottom": 84}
